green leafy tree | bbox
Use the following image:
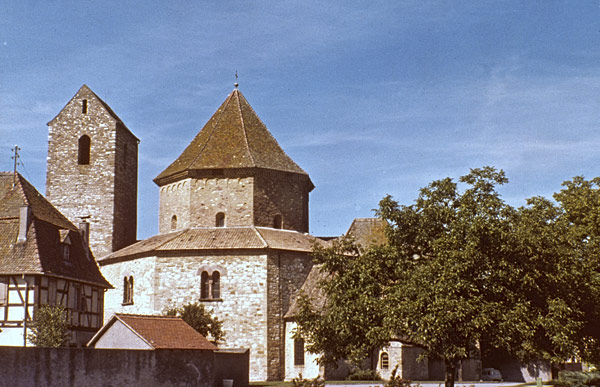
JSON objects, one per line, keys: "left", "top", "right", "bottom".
{"left": 166, "top": 302, "right": 225, "bottom": 343}
{"left": 296, "top": 167, "right": 600, "bottom": 387}
{"left": 27, "top": 304, "right": 69, "bottom": 347}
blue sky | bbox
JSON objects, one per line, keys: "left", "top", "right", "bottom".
{"left": 1, "top": 1, "right": 599, "bottom": 239}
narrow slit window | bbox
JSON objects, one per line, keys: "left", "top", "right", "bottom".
{"left": 294, "top": 338, "right": 305, "bottom": 366}
{"left": 212, "top": 271, "right": 220, "bottom": 299}
{"left": 82, "top": 99, "right": 88, "bottom": 114}
{"left": 171, "top": 215, "right": 177, "bottom": 231}
{"left": 123, "top": 276, "right": 134, "bottom": 305}
{"left": 200, "top": 271, "right": 210, "bottom": 299}
{"left": 273, "top": 214, "right": 282, "bottom": 229}
{"left": 216, "top": 212, "right": 225, "bottom": 227}
{"left": 78, "top": 135, "right": 91, "bottom": 165}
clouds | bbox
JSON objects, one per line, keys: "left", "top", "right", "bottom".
{"left": 1, "top": 1, "right": 600, "bottom": 237}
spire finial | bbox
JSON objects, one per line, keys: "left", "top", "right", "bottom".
{"left": 234, "top": 70, "right": 239, "bottom": 88}
{"left": 11, "top": 145, "right": 20, "bottom": 187}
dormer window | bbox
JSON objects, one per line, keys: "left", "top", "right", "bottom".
{"left": 59, "top": 230, "right": 71, "bottom": 261}
{"left": 216, "top": 212, "right": 225, "bottom": 227}
{"left": 78, "top": 135, "right": 91, "bottom": 165}
{"left": 82, "top": 99, "right": 88, "bottom": 114}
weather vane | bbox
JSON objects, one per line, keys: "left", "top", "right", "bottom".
{"left": 234, "top": 70, "right": 239, "bottom": 88}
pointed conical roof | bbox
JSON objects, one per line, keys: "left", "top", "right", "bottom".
{"left": 154, "top": 89, "right": 311, "bottom": 186}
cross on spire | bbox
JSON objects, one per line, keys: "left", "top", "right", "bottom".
{"left": 234, "top": 70, "right": 239, "bottom": 88}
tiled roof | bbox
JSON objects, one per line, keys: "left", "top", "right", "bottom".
{"left": 108, "top": 314, "right": 216, "bottom": 350}
{"left": 100, "top": 226, "right": 328, "bottom": 263}
{"left": 346, "top": 218, "right": 387, "bottom": 252}
{"left": 285, "top": 219, "right": 388, "bottom": 319}
{"left": 285, "top": 264, "right": 330, "bottom": 319}
{"left": 154, "top": 89, "right": 311, "bottom": 185}
{"left": 0, "top": 172, "right": 111, "bottom": 287}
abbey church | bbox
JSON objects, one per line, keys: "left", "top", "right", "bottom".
{"left": 0, "top": 84, "right": 397, "bottom": 381}
{"left": 44, "top": 85, "right": 336, "bottom": 381}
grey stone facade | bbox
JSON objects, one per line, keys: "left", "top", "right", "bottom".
{"left": 46, "top": 85, "right": 138, "bottom": 258}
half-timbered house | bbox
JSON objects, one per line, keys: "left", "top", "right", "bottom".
{"left": 0, "top": 172, "right": 111, "bottom": 346}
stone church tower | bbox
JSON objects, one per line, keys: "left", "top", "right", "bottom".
{"left": 46, "top": 85, "right": 139, "bottom": 258}
{"left": 153, "top": 87, "right": 314, "bottom": 234}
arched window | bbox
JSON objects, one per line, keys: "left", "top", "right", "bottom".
{"left": 212, "top": 271, "right": 220, "bottom": 299}
{"left": 273, "top": 214, "right": 282, "bottom": 229}
{"left": 200, "top": 270, "right": 221, "bottom": 300}
{"left": 294, "top": 338, "right": 305, "bottom": 366}
{"left": 123, "top": 276, "right": 134, "bottom": 305}
{"left": 78, "top": 135, "right": 91, "bottom": 165}
{"left": 380, "top": 352, "right": 389, "bottom": 369}
{"left": 171, "top": 215, "right": 177, "bottom": 231}
{"left": 216, "top": 212, "right": 225, "bottom": 227}
{"left": 201, "top": 271, "right": 210, "bottom": 299}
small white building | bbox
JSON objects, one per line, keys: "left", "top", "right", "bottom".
{"left": 87, "top": 313, "right": 217, "bottom": 350}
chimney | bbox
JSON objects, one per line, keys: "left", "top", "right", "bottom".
{"left": 79, "top": 221, "right": 91, "bottom": 259}
{"left": 18, "top": 206, "right": 31, "bottom": 242}
{"left": 78, "top": 221, "right": 90, "bottom": 246}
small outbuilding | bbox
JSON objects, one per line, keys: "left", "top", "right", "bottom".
{"left": 87, "top": 313, "right": 217, "bottom": 350}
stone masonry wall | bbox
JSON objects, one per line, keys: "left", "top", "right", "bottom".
{"left": 113, "top": 123, "right": 138, "bottom": 251}
{"left": 266, "top": 251, "right": 314, "bottom": 380}
{"left": 100, "top": 252, "right": 270, "bottom": 381}
{"left": 0, "top": 347, "right": 251, "bottom": 387}
{"left": 46, "top": 87, "right": 137, "bottom": 258}
{"left": 158, "top": 176, "right": 254, "bottom": 233}
{"left": 158, "top": 178, "right": 192, "bottom": 233}
{"left": 254, "top": 171, "right": 310, "bottom": 232}
{"left": 101, "top": 256, "right": 157, "bottom": 321}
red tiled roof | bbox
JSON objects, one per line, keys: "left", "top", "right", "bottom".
{"left": 154, "top": 89, "right": 312, "bottom": 187}
{"left": 0, "top": 172, "right": 111, "bottom": 287}
{"left": 115, "top": 314, "right": 216, "bottom": 350}
{"left": 100, "top": 226, "right": 329, "bottom": 263}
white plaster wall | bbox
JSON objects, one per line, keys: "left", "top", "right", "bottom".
{"left": 92, "top": 320, "right": 152, "bottom": 349}
{"left": 284, "top": 321, "right": 321, "bottom": 380}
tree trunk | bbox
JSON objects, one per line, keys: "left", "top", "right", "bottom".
{"left": 444, "top": 359, "right": 456, "bottom": 387}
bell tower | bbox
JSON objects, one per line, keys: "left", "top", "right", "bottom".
{"left": 45, "top": 85, "right": 139, "bottom": 258}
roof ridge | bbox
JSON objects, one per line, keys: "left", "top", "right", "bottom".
{"left": 235, "top": 89, "right": 256, "bottom": 166}
{"left": 236, "top": 91, "right": 306, "bottom": 174}
{"left": 253, "top": 227, "right": 270, "bottom": 248}
{"left": 187, "top": 91, "right": 235, "bottom": 171}
{"left": 114, "top": 315, "right": 156, "bottom": 349}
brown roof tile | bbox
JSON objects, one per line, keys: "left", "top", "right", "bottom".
{"left": 346, "top": 218, "right": 387, "bottom": 252}
{"left": 0, "top": 172, "right": 111, "bottom": 287}
{"left": 154, "top": 89, "right": 311, "bottom": 186}
{"left": 100, "top": 226, "right": 329, "bottom": 263}
{"left": 285, "top": 264, "right": 330, "bottom": 319}
{"left": 115, "top": 314, "right": 216, "bottom": 350}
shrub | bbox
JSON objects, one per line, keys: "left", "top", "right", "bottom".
{"left": 385, "top": 365, "right": 413, "bottom": 387}
{"left": 27, "top": 304, "right": 69, "bottom": 347}
{"left": 291, "top": 373, "right": 325, "bottom": 387}
{"left": 556, "top": 371, "right": 600, "bottom": 387}
{"left": 165, "top": 302, "right": 224, "bottom": 343}
{"left": 347, "top": 369, "right": 382, "bottom": 381}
